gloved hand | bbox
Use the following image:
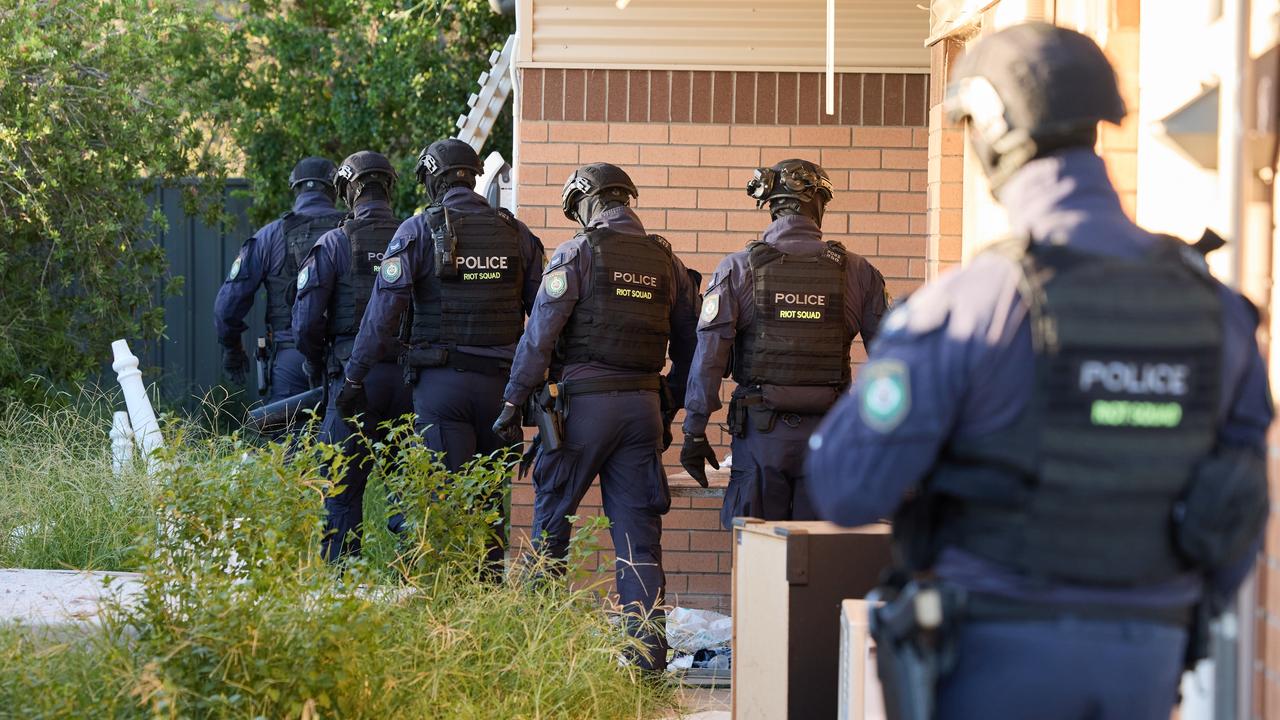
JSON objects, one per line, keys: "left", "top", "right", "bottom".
{"left": 492, "top": 401, "right": 523, "bottom": 446}
{"left": 222, "top": 344, "right": 249, "bottom": 385}
{"left": 302, "top": 359, "right": 325, "bottom": 390}
{"left": 680, "top": 433, "right": 720, "bottom": 488}
{"left": 661, "top": 410, "right": 676, "bottom": 451}
{"left": 334, "top": 377, "right": 367, "bottom": 422}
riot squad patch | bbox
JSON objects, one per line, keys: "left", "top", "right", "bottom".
{"left": 608, "top": 269, "right": 660, "bottom": 302}
{"left": 227, "top": 255, "right": 243, "bottom": 281}
{"left": 544, "top": 269, "right": 568, "bottom": 298}
{"left": 772, "top": 290, "right": 828, "bottom": 321}
{"left": 700, "top": 293, "right": 721, "bottom": 324}
{"left": 1074, "top": 358, "right": 1191, "bottom": 429}
{"left": 380, "top": 256, "right": 403, "bottom": 284}
{"left": 455, "top": 254, "right": 514, "bottom": 282}
{"left": 860, "top": 359, "right": 910, "bottom": 433}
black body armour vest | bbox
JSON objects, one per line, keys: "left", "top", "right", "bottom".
{"left": 326, "top": 216, "right": 401, "bottom": 354}
{"left": 410, "top": 208, "right": 524, "bottom": 347}
{"left": 263, "top": 210, "right": 346, "bottom": 333}
{"left": 734, "top": 240, "right": 850, "bottom": 387}
{"left": 562, "top": 229, "right": 675, "bottom": 372}
{"left": 905, "top": 237, "right": 1223, "bottom": 588}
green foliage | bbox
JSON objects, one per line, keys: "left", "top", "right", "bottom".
{"left": 211, "top": 0, "right": 515, "bottom": 222}
{"left": 0, "top": 1, "right": 228, "bottom": 403}
{"left": 0, "top": 407, "right": 675, "bottom": 718}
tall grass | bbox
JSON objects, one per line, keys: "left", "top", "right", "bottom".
{"left": 0, "top": 400, "right": 678, "bottom": 719}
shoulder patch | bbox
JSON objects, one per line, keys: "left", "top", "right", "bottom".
{"left": 545, "top": 244, "right": 579, "bottom": 272}
{"left": 227, "top": 254, "right": 243, "bottom": 281}
{"left": 544, "top": 269, "right": 568, "bottom": 298}
{"left": 650, "top": 234, "right": 672, "bottom": 252}
{"left": 296, "top": 263, "right": 312, "bottom": 291}
{"left": 700, "top": 292, "right": 721, "bottom": 324}
{"left": 384, "top": 234, "right": 405, "bottom": 257}
{"left": 380, "top": 256, "right": 403, "bottom": 284}
{"left": 859, "top": 359, "right": 910, "bottom": 433}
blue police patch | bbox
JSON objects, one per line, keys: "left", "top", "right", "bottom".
{"left": 296, "top": 265, "right": 311, "bottom": 291}
{"left": 381, "top": 257, "right": 403, "bottom": 284}
{"left": 544, "top": 270, "right": 568, "bottom": 298}
{"left": 227, "top": 255, "right": 243, "bottom": 281}
{"left": 859, "top": 359, "right": 910, "bottom": 432}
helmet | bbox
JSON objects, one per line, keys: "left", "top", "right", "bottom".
{"left": 335, "top": 151, "right": 397, "bottom": 205}
{"left": 745, "top": 159, "right": 833, "bottom": 223}
{"left": 288, "top": 157, "right": 337, "bottom": 192}
{"left": 415, "top": 138, "right": 483, "bottom": 202}
{"left": 560, "top": 163, "right": 639, "bottom": 224}
{"left": 944, "top": 22, "right": 1126, "bottom": 188}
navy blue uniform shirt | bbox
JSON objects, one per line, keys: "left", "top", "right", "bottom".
{"left": 502, "top": 205, "right": 701, "bottom": 407}
{"left": 806, "top": 149, "right": 1274, "bottom": 607}
{"left": 344, "top": 187, "right": 545, "bottom": 383}
{"left": 213, "top": 190, "right": 338, "bottom": 347}
{"left": 683, "top": 214, "right": 888, "bottom": 435}
{"left": 291, "top": 199, "right": 398, "bottom": 368}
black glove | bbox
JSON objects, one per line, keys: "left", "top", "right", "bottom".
{"left": 492, "top": 402, "right": 523, "bottom": 446}
{"left": 519, "top": 433, "right": 542, "bottom": 479}
{"left": 302, "top": 360, "right": 325, "bottom": 390}
{"left": 222, "top": 344, "right": 249, "bottom": 385}
{"left": 334, "top": 378, "right": 367, "bottom": 422}
{"left": 680, "top": 433, "right": 720, "bottom": 489}
{"left": 661, "top": 410, "right": 676, "bottom": 451}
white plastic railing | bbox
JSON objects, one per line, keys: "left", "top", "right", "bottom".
{"left": 111, "top": 339, "right": 164, "bottom": 471}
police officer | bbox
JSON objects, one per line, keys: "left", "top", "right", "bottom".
{"left": 805, "top": 24, "right": 1273, "bottom": 720}
{"left": 490, "top": 163, "right": 700, "bottom": 671}
{"left": 681, "top": 159, "right": 888, "bottom": 529}
{"left": 343, "top": 138, "right": 544, "bottom": 567}
{"left": 214, "top": 157, "right": 347, "bottom": 402}
{"left": 292, "top": 150, "right": 411, "bottom": 562}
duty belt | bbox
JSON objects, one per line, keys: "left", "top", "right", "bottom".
{"left": 964, "top": 591, "right": 1193, "bottom": 627}
{"left": 557, "top": 374, "right": 662, "bottom": 396}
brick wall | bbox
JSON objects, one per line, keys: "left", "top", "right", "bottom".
{"left": 511, "top": 67, "right": 930, "bottom": 613}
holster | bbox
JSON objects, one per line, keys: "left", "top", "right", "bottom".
{"left": 531, "top": 383, "right": 565, "bottom": 452}
{"left": 400, "top": 345, "right": 449, "bottom": 384}
{"left": 727, "top": 391, "right": 771, "bottom": 438}
{"left": 868, "top": 581, "right": 965, "bottom": 720}
{"left": 255, "top": 335, "right": 270, "bottom": 396}
{"left": 1183, "top": 601, "right": 1212, "bottom": 671}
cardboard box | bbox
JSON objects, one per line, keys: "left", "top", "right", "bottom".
{"left": 731, "top": 520, "right": 891, "bottom": 719}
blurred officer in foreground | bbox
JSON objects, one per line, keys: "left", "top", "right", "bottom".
{"left": 345, "top": 138, "right": 544, "bottom": 568}
{"left": 292, "top": 151, "right": 410, "bottom": 562}
{"left": 491, "top": 163, "right": 700, "bottom": 671}
{"left": 806, "top": 23, "right": 1272, "bottom": 720}
{"left": 681, "top": 159, "right": 888, "bottom": 528}
{"left": 214, "top": 157, "right": 346, "bottom": 401}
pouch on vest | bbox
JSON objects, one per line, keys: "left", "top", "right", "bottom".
{"left": 761, "top": 384, "right": 839, "bottom": 414}
{"left": 429, "top": 205, "right": 459, "bottom": 280}
{"left": 1174, "top": 444, "right": 1268, "bottom": 571}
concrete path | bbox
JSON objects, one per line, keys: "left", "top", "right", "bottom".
{"left": 0, "top": 569, "right": 142, "bottom": 628}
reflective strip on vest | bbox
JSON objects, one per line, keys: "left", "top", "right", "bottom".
{"left": 410, "top": 209, "right": 524, "bottom": 346}
{"left": 562, "top": 228, "right": 674, "bottom": 372}
{"left": 735, "top": 240, "right": 849, "bottom": 386}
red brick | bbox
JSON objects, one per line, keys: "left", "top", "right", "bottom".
{"left": 641, "top": 144, "right": 699, "bottom": 166}
{"left": 798, "top": 73, "right": 820, "bottom": 125}
{"left": 727, "top": 210, "right": 765, "bottom": 232}
{"left": 636, "top": 187, "right": 699, "bottom": 210}
{"left": 788, "top": 125, "right": 849, "bottom": 146}
{"left": 521, "top": 121, "right": 548, "bottom": 143}
{"left": 670, "top": 166, "right": 730, "bottom": 187}
{"left": 730, "top": 126, "right": 790, "bottom": 146}
{"left": 661, "top": 529, "right": 692, "bottom": 551}
{"left": 701, "top": 146, "right": 760, "bottom": 168}
{"left": 543, "top": 68, "right": 565, "bottom": 122}
{"left": 757, "top": 71, "right": 778, "bottom": 125}
{"left": 651, "top": 69, "right": 671, "bottom": 123}
{"left": 879, "top": 235, "right": 926, "bottom": 256}
{"left": 910, "top": 171, "right": 928, "bottom": 192}
{"left": 719, "top": 553, "right": 735, "bottom": 573}
{"left": 734, "top": 72, "right": 756, "bottom": 124}
{"left": 861, "top": 73, "right": 884, "bottom": 125}
{"left": 521, "top": 68, "right": 543, "bottom": 121}
{"left": 850, "top": 170, "right": 910, "bottom": 191}
{"left": 521, "top": 143, "right": 578, "bottom": 164}
{"left": 666, "top": 551, "right": 720, "bottom": 573}
{"left": 519, "top": 184, "right": 564, "bottom": 206}
{"left": 873, "top": 256, "right": 910, "bottom": 278}
{"left": 666, "top": 210, "right": 724, "bottom": 231}
{"left": 662, "top": 231, "right": 698, "bottom": 253}
{"left": 697, "top": 232, "right": 754, "bottom": 253}
{"left": 850, "top": 213, "right": 910, "bottom": 234}
{"left": 853, "top": 127, "right": 916, "bottom": 147}
{"left": 760, "top": 147, "right": 819, "bottom": 167}
{"left": 904, "top": 74, "right": 928, "bottom": 127}
{"left": 777, "top": 72, "right": 799, "bottom": 124}
{"left": 886, "top": 278, "right": 923, "bottom": 297}
{"left": 689, "top": 573, "right": 731, "bottom": 595}
{"left": 842, "top": 234, "right": 879, "bottom": 255}
{"left": 610, "top": 123, "right": 669, "bottom": 144}
{"left": 607, "top": 69, "right": 628, "bottom": 122}
{"left": 698, "top": 188, "right": 753, "bottom": 210}
{"left": 689, "top": 496, "right": 723, "bottom": 509}
{"left": 564, "top": 69, "right": 586, "bottom": 122}
{"left": 828, "top": 191, "right": 879, "bottom": 213}
{"left": 580, "top": 143, "right": 639, "bottom": 165}
{"left": 670, "top": 70, "right": 692, "bottom": 123}
{"left": 883, "top": 73, "right": 906, "bottom": 126}
{"left": 670, "top": 124, "right": 731, "bottom": 145}
{"left": 821, "top": 148, "right": 880, "bottom": 169}
{"left": 585, "top": 69, "right": 608, "bottom": 122}
{"left": 690, "top": 529, "right": 732, "bottom": 552}
{"left": 626, "top": 165, "right": 668, "bottom": 187}
{"left": 633, "top": 208, "right": 666, "bottom": 230}
{"left": 880, "top": 192, "right": 926, "bottom": 213}
{"left": 840, "top": 73, "right": 863, "bottom": 125}
{"left": 548, "top": 123, "right": 608, "bottom": 143}
{"left": 882, "top": 149, "right": 928, "bottom": 170}
{"left": 628, "top": 70, "right": 650, "bottom": 123}
{"left": 691, "top": 71, "right": 713, "bottom": 123}
{"left": 712, "top": 70, "right": 733, "bottom": 124}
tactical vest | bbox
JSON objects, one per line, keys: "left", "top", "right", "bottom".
{"left": 326, "top": 216, "right": 401, "bottom": 351}
{"left": 907, "top": 237, "right": 1223, "bottom": 587}
{"left": 734, "top": 240, "right": 850, "bottom": 387}
{"left": 410, "top": 208, "right": 525, "bottom": 346}
{"left": 562, "top": 228, "right": 675, "bottom": 372}
{"left": 263, "top": 210, "right": 347, "bottom": 333}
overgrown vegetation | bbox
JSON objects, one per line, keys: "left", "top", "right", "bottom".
{"left": 0, "top": 401, "right": 675, "bottom": 719}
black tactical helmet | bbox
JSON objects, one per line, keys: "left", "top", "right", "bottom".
{"left": 746, "top": 159, "right": 833, "bottom": 224}
{"left": 335, "top": 151, "right": 397, "bottom": 206}
{"left": 415, "top": 138, "right": 483, "bottom": 188}
{"left": 560, "top": 163, "right": 639, "bottom": 224}
{"left": 944, "top": 22, "right": 1126, "bottom": 189}
{"left": 288, "top": 156, "right": 338, "bottom": 192}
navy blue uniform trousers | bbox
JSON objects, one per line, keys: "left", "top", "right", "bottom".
{"left": 937, "top": 618, "right": 1186, "bottom": 720}
{"left": 530, "top": 388, "right": 670, "bottom": 670}
{"left": 320, "top": 362, "right": 412, "bottom": 562}
{"left": 722, "top": 412, "right": 822, "bottom": 529}
{"left": 268, "top": 347, "right": 311, "bottom": 404}
{"left": 412, "top": 365, "right": 512, "bottom": 565}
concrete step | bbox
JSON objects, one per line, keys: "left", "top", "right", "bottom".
{"left": 0, "top": 569, "right": 142, "bottom": 629}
